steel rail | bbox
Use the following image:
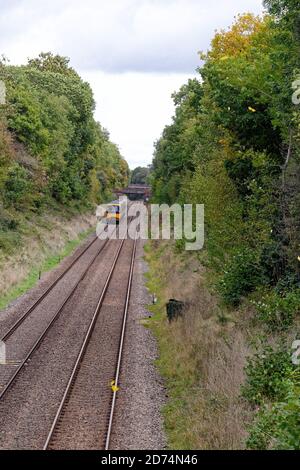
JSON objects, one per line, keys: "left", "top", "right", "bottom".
{"left": 43, "top": 237, "right": 126, "bottom": 450}
{"left": 1, "top": 234, "right": 99, "bottom": 343}
{"left": 0, "top": 237, "right": 110, "bottom": 401}
{"left": 104, "top": 235, "right": 137, "bottom": 450}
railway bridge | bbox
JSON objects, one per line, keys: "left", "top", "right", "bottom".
{"left": 115, "top": 184, "right": 151, "bottom": 201}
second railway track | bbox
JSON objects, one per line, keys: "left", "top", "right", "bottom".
{"left": 0, "top": 209, "right": 139, "bottom": 449}
{"left": 44, "top": 235, "right": 137, "bottom": 450}
{"left": 0, "top": 236, "right": 110, "bottom": 400}
{"left": 0, "top": 233, "right": 99, "bottom": 343}
{"left": 0, "top": 215, "right": 132, "bottom": 399}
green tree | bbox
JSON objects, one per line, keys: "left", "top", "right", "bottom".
{"left": 130, "top": 166, "right": 150, "bottom": 184}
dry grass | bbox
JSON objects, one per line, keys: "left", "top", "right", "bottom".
{"left": 145, "top": 241, "right": 254, "bottom": 449}
{"left": 0, "top": 212, "right": 96, "bottom": 300}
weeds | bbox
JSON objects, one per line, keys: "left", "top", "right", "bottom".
{"left": 242, "top": 343, "right": 295, "bottom": 405}
{"left": 0, "top": 213, "right": 94, "bottom": 309}
{"left": 253, "top": 290, "right": 300, "bottom": 331}
{"left": 218, "top": 248, "right": 263, "bottom": 306}
{"left": 145, "top": 240, "right": 251, "bottom": 449}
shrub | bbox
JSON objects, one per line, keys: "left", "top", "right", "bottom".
{"left": 3, "top": 164, "right": 31, "bottom": 206}
{"left": 247, "top": 378, "right": 300, "bottom": 450}
{"left": 0, "top": 215, "right": 18, "bottom": 231}
{"left": 253, "top": 290, "right": 300, "bottom": 331}
{"left": 275, "top": 272, "right": 300, "bottom": 294}
{"left": 242, "top": 344, "right": 294, "bottom": 405}
{"left": 7, "top": 86, "right": 48, "bottom": 156}
{"left": 0, "top": 230, "right": 21, "bottom": 253}
{"left": 218, "top": 248, "right": 263, "bottom": 306}
{"left": 246, "top": 405, "right": 277, "bottom": 449}
{"left": 50, "top": 174, "right": 72, "bottom": 204}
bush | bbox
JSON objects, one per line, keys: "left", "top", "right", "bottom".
{"left": 0, "top": 230, "right": 21, "bottom": 253}
{"left": 50, "top": 174, "right": 72, "bottom": 204}
{"left": 7, "top": 86, "right": 48, "bottom": 156}
{"left": 0, "top": 215, "right": 18, "bottom": 231}
{"left": 246, "top": 405, "right": 277, "bottom": 449}
{"left": 247, "top": 378, "right": 300, "bottom": 450}
{"left": 3, "top": 164, "right": 31, "bottom": 206}
{"left": 275, "top": 273, "right": 300, "bottom": 294}
{"left": 253, "top": 290, "right": 300, "bottom": 331}
{"left": 242, "top": 344, "right": 294, "bottom": 405}
{"left": 218, "top": 248, "right": 263, "bottom": 306}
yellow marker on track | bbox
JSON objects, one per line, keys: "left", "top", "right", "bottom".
{"left": 110, "top": 379, "right": 119, "bottom": 392}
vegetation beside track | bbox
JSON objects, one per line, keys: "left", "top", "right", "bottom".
{"left": 145, "top": 240, "right": 300, "bottom": 450}
{"left": 0, "top": 52, "right": 129, "bottom": 285}
{"left": 0, "top": 52, "right": 130, "bottom": 307}
{"left": 145, "top": 241, "right": 250, "bottom": 449}
{"left": 148, "top": 1, "right": 300, "bottom": 449}
{"left": 0, "top": 209, "right": 95, "bottom": 310}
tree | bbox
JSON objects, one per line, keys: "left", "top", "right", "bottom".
{"left": 0, "top": 53, "right": 129, "bottom": 209}
{"left": 130, "top": 166, "right": 150, "bottom": 184}
{"left": 152, "top": 10, "right": 300, "bottom": 281}
{"left": 27, "top": 52, "right": 79, "bottom": 77}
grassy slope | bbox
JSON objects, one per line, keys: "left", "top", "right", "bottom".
{"left": 0, "top": 225, "right": 93, "bottom": 310}
{"left": 0, "top": 197, "right": 97, "bottom": 309}
{"left": 144, "top": 241, "right": 253, "bottom": 450}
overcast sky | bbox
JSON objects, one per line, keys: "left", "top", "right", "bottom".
{"left": 0, "top": 0, "right": 264, "bottom": 168}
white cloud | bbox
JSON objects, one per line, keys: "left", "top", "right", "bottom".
{"left": 1, "top": 0, "right": 264, "bottom": 72}
{"left": 81, "top": 71, "right": 192, "bottom": 168}
{"left": 0, "top": 0, "right": 264, "bottom": 168}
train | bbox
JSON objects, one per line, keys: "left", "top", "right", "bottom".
{"left": 103, "top": 197, "right": 127, "bottom": 224}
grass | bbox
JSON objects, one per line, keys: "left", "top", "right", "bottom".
{"left": 0, "top": 230, "right": 22, "bottom": 254}
{"left": 0, "top": 226, "right": 94, "bottom": 310}
{"left": 144, "top": 240, "right": 252, "bottom": 450}
{"left": 144, "top": 241, "right": 205, "bottom": 449}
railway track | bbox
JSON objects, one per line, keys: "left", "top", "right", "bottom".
{"left": 0, "top": 236, "right": 110, "bottom": 400}
{"left": 0, "top": 233, "right": 99, "bottom": 343}
{"left": 0, "top": 205, "right": 140, "bottom": 449}
{"left": 43, "top": 235, "right": 137, "bottom": 450}
{"left": 105, "top": 235, "right": 137, "bottom": 450}
{"left": 0, "top": 205, "right": 136, "bottom": 399}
